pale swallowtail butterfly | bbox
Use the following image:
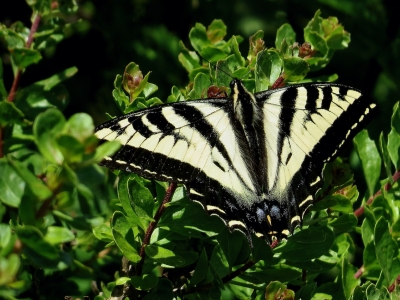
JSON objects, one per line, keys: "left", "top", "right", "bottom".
{"left": 95, "top": 78, "right": 376, "bottom": 243}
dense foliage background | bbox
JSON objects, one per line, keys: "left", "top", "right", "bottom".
{"left": 1, "top": 0, "right": 400, "bottom": 299}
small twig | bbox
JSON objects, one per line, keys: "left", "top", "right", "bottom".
{"left": 7, "top": 13, "right": 41, "bottom": 103}
{"left": 354, "top": 265, "right": 364, "bottom": 279}
{"left": 1, "top": 12, "right": 42, "bottom": 158}
{"left": 135, "top": 182, "right": 177, "bottom": 276}
{"left": 271, "top": 75, "right": 285, "bottom": 89}
{"left": 354, "top": 170, "right": 400, "bottom": 217}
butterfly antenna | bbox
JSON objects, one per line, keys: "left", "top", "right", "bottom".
{"left": 196, "top": 51, "right": 234, "bottom": 79}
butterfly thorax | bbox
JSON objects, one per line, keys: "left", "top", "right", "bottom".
{"left": 230, "top": 79, "right": 261, "bottom": 127}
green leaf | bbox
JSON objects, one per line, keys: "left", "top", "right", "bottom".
{"left": 56, "top": 134, "right": 84, "bottom": 163}
{"left": 388, "top": 102, "right": 400, "bottom": 169}
{"left": 374, "top": 217, "right": 400, "bottom": 285}
{"left": 354, "top": 130, "right": 381, "bottom": 196}
{"left": 210, "top": 243, "right": 229, "bottom": 279}
{"left": 117, "top": 174, "right": 147, "bottom": 230}
{"left": 112, "top": 229, "right": 141, "bottom": 263}
{"left": 329, "top": 214, "right": 357, "bottom": 232}
{"left": 91, "top": 140, "right": 121, "bottom": 164}
{"left": 207, "top": 19, "right": 227, "bottom": 43}
{"left": 279, "top": 226, "right": 335, "bottom": 261}
{"left": 311, "top": 194, "right": 353, "bottom": 213}
{"left": 0, "top": 101, "right": 25, "bottom": 127}
{"left": 379, "top": 133, "right": 393, "bottom": 183}
{"left": 64, "top": 113, "right": 94, "bottom": 142}
{"left": 142, "top": 278, "right": 173, "bottom": 300}
{"left": 275, "top": 23, "right": 296, "bottom": 50}
{"left": 15, "top": 67, "right": 77, "bottom": 117}
{"left": 341, "top": 255, "right": 360, "bottom": 299}
{"left": 115, "top": 277, "right": 131, "bottom": 285}
{"left": 33, "top": 108, "right": 66, "bottom": 164}
{"left": 10, "top": 48, "right": 42, "bottom": 69}
{"left": 6, "top": 156, "right": 52, "bottom": 201}
{"left": 190, "top": 248, "right": 209, "bottom": 286}
{"left": 124, "top": 176, "right": 154, "bottom": 224}
{"left": 112, "top": 211, "right": 132, "bottom": 236}
{"left": 131, "top": 273, "right": 158, "bottom": 291}
{"left": 93, "top": 223, "right": 113, "bottom": 242}
{"left": 16, "top": 225, "right": 60, "bottom": 267}
{"left": 189, "top": 23, "right": 211, "bottom": 53}
{"left": 145, "top": 245, "right": 185, "bottom": 267}
{"left": 112, "top": 74, "right": 129, "bottom": 112}
{"left": 178, "top": 41, "right": 201, "bottom": 74}
{"left": 0, "top": 159, "right": 25, "bottom": 207}
{"left": 283, "top": 56, "right": 310, "bottom": 82}
{"left": 0, "top": 254, "right": 20, "bottom": 286}
{"left": 44, "top": 226, "right": 75, "bottom": 245}
{"left": 255, "top": 49, "right": 283, "bottom": 91}
{"left": 188, "top": 73, "right": 210, "bottom": 99}
{"left": 251, "top": 235, "right": 273, "bottom": 262}
{"left": 159, "top": 201, "right": 223, "bottom": 238}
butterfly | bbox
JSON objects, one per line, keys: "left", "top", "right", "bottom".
{"left": 95, "top": 76, "right": 375, "bottom": 243}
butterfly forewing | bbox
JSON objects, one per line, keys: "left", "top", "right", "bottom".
{"left": 96, "top": 80, "right": 376, "bottom": 243}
